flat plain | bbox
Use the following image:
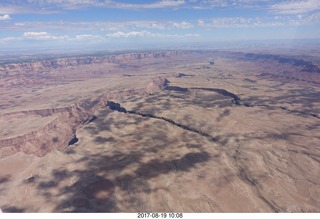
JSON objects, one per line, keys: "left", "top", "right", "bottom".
{"left": 0, "top": 50, "right": 319, "bottom": 212}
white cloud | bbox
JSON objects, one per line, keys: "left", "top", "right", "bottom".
{"left": 7, "top": 20, "right": 196, "bottom": 33}
{"left": 23, "top": 31, "right": 68, "bottom": 40}
{"left": 75, "top": 34, "right": 104, "bottom": 40}
{"left": 106, "top": 30, "right": 199, "bottom": 39}
{"left": 172, "top": 21, "right": 194, "bottom": 29}
{"left": 4, "top": 0, "right": 319, "bottom": 14}
{"left": 106, "top": 31, "right": 158, "bottom": 38}
{"left": 109, "top": 0, "right": 185, "bottom": 9}
{"left": 303, "top": 12, "right": 320, "bottom": 23}
{"left": 196, "top": 14, "right": 320, "bottom": 28}
{"left": 198, "top": 19, "right": 205, "bottom": 25}
{"left": 190, "top": 0, "right": 272, "bottom": 9}
{"left": 270, "top": 0, "right": 320, "bottom": 14}
{"left": 0, "top": 14, "right": 11, "bottom": 21}
{"left": 14, "top": 22, "right": 25, "bottom": 26}
{"left": 199, "top": 17, "right": 260, "bottom": 28}
{"left": 177, "top": 33, "right": 200, "bottom": 38}
{"left": 107, "top": 31, "right": 125, "bottom": 38}
{"left": 204, "top": 0, "right": 229, "bottom": 7}
{"left": 24, "top": 0, "right": 103, "bottom": 10}
{"left": 0, "top": 36, "right": 21, "bottom": 44}
{"left": 134, "top": 22, "right": 166, "bottom": 30}
{"left": 22, "top": 32, "right": 106, "bottom": 42}
{"left": 4, "top": 0, "right": 185, "bottom": 11}
{"left": 0, "top": 5, "right": 56, "bottom": 14}
{"left": 7, "top": 20, "right": 175, "bottom": 32}
{"left": 199, "top": 17, "right": 268, "bottom": 28}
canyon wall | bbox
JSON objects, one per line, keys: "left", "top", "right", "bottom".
{"left": 1, "top": 49, "right": 319, "bottom": 158}
{"left": 0, "top": 50, "right": 187, "bottom": 73}
{"left": 0, "top": 98, "right": 105, "bottom": 158}
{"left": 0, "top": 77, "right": 168, "bottom": 158}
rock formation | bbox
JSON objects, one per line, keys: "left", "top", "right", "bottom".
{"left": 0, "top": 98, "right": 105, "bottom": 158}
{"left": 0, "top": 51, "right": 186, "bottom": 73}
{"left": 144, "top": 77, "right": 169, "bottom": 94}
{"left": 243, "top": 53, "right": 320, "bottom": 73}
{"left": 0, "top": 77, "right": 170, "bottom": 158}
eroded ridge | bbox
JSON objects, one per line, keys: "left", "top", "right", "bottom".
{"left": 166, "top": 85, "right": 319, "bottom": 119}
{"left": 0, "top": 77, "right": 171, "bottom": 158}
{"left": 0, "top": 98, "right": 104, "bottom": 158}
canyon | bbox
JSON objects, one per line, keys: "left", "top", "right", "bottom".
{"left": 0, "top": 50, "right": 319, "bottom": 212}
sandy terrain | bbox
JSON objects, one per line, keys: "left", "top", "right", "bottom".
{"left": 0, "top": 50, "right": 319, "bottom": 212}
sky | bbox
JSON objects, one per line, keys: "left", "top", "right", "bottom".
{"left": 0, "top": 0, "right": 320, "bottom": 52}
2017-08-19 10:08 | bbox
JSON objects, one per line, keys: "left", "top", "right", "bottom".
{"left": 137, "top": 213, "right": 183, "bottom": 218}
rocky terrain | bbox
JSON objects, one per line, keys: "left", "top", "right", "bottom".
{"left": 224, "top": 51, "right": 320, "bottom": 84}
{"left": 0, "top": 51, "right": 185, "bottom": 72}
{"left": 0, "top": 50, "right": 319, "bottom": 212}
{"left": 0, "top": 76, "right": 171, "bottom": 158}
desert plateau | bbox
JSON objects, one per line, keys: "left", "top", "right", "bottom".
{"left": 0, "top": 49, "right": 319, "bottom": 212}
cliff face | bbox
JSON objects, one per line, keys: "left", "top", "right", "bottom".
{"left": 243, "top": 53, "right": 320, "bottom": 74}
{"left": 144, "top": 77, "right": 169, "bottom": 94}
{"left": 218, "top": 52, "right": 320, "bottom": 84}
{"left": 1, "top": 50, "right": 319, "bottom": 75}
{"left": 0, "top": 77, "right": 169, "bottom": 158}
{"left": 0, "top": 51, "right": 186, "bottom": 73}
{"left": 0, "top": 98, "right": 105, "bottom": 158}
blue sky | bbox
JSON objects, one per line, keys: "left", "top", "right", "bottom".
{"left": 0, "top": 0, "right": 320, "bottom": 51}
